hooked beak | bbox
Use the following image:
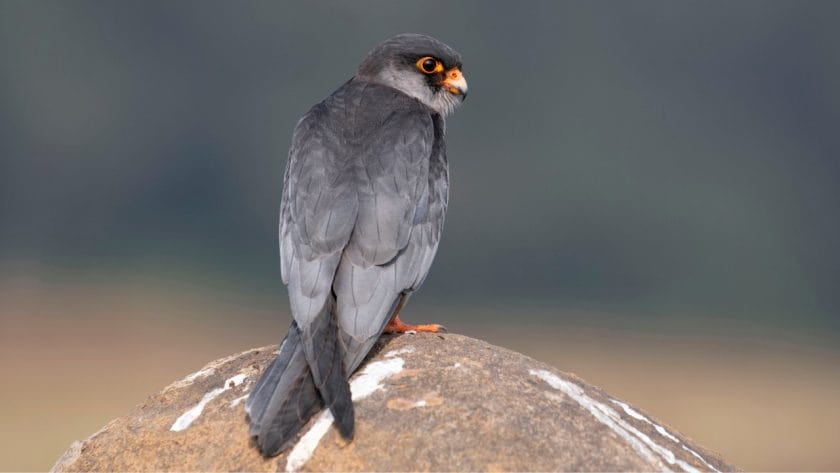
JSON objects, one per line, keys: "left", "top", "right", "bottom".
{"left": 441, "top": 67, "right": 468, "bottom": 99}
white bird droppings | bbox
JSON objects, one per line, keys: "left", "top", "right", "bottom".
{"left": 385, "top": 346, "right": 415, "bottom": 357}
{"left": 229, "top": 394, "right": 249, "bottom": 408}
{"left": 163, "top": 348, "right": 257, "bottom": 393}
{"left": 285, "top": 357, "right": 405, "bottom": 473}
{"left": 226, "top": 374, "right": 247, "bottom": 388}
{"left": 170, "top": 373, "right": 249, "bottom": 432}
{"left": 170, "top": 387, "right": 225, "bottom": 432}
{"left": 611, "top": 399, "right": 681, "bottom": 443}
{"left": 683, "top": 445, "right": 722, "bottom": 473}
{"left": 530, "top": 369, "right": 705, "bottom": 473}
{"left": 183, "top": 367, "right": 215, "bottom": 384}
{"left": 609, "top": 399, "right": 720, "bottom": 472}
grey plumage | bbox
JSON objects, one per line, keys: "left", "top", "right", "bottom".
{"left": 246, "top": 33, "right": 466, "bottom": 456}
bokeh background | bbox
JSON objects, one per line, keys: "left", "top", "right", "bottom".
{"left": 2, "top": 1, "right": 839, "bottom": 470}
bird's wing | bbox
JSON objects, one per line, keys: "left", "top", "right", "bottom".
{"left": 280, "top": 97, "right": 443, "bottom": 437}
{"left": 332, "top": 110, "right": 446, "bottom": 374}
{"left": 279, "top": 103, "right": 359, "bottom": 436}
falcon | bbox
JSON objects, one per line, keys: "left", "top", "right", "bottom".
{"left": 246, "top": 33, "right": 467, "bottom": 456}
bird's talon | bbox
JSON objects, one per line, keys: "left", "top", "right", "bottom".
{"left": 383, "top": 315, "right": 446, "bottom": 334}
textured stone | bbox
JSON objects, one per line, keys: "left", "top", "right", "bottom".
{"left": 51, "top": 334, "right": 734, "bottom": 472}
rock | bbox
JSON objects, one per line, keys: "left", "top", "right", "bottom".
{"left": 51, "top": 334, "right": 733, "bottom": 472}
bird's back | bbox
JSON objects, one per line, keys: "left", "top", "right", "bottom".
{"left": 294, "top": 79, "right": 449, "bottom": 371}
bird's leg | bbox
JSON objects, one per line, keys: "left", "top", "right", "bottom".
{"left": 383, "top": 293, "right": 446, "bottom": 334}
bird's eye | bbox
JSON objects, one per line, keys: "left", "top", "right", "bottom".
{"left": 416, "top": 56, "right": 442, "bottom": 74}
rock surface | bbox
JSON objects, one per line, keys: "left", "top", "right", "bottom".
{"left": 51, "top": 334, "right": 733, "bottom": 472}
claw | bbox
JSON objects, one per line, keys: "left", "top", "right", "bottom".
{"left": 383, "top": 316, "right": 446, "bottom": 334}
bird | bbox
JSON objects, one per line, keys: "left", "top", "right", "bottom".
{"left": 245, "top": 33, "right": 467, "bottom": 456}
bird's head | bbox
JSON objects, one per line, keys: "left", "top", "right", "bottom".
{"left": 357, "top": 33, "right": 467, "bottom": 116}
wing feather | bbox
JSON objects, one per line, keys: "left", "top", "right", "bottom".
{"left": 276, "top": 81, "right": 449, "bottom": 441}
{"left": 280, "top": 101, "right": 358, "bottom": 433}
{"left": 334, "top": 110, "right": 447, "bottom": 375}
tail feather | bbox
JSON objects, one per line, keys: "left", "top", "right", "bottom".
{"left": 246, "top": 322, "right": 323, "bottom": 456}
{"left": 299, "top": 300, "right": 355, "bottom": 439}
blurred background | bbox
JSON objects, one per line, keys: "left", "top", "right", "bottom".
{"left": 2, "top": 0, "right": 839, "bottom": 470}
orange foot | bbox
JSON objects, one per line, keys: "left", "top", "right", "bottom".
{"left": 383, "top": 315, "right": 446, "bottom": 334}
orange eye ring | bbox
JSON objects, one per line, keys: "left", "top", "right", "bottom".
{"left": 416, "top": 56, "right": 443, "bottom": 74}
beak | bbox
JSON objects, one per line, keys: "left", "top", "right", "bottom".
{"left": 441, "top": 67, "right": 468, "bottom": 99}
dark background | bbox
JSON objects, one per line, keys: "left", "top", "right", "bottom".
{"left": 2, "top": 1, "right": 839, "bottom": 470}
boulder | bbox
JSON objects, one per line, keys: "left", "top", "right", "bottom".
{"left": 51, "top": 333, "right": 733, "bottom": 472}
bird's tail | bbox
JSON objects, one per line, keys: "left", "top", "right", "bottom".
{"left": 246, "top": 321, "right": 323, "bottom": 456}
{"left": 299, "top": 299, "right": 355, "bottom": 440}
